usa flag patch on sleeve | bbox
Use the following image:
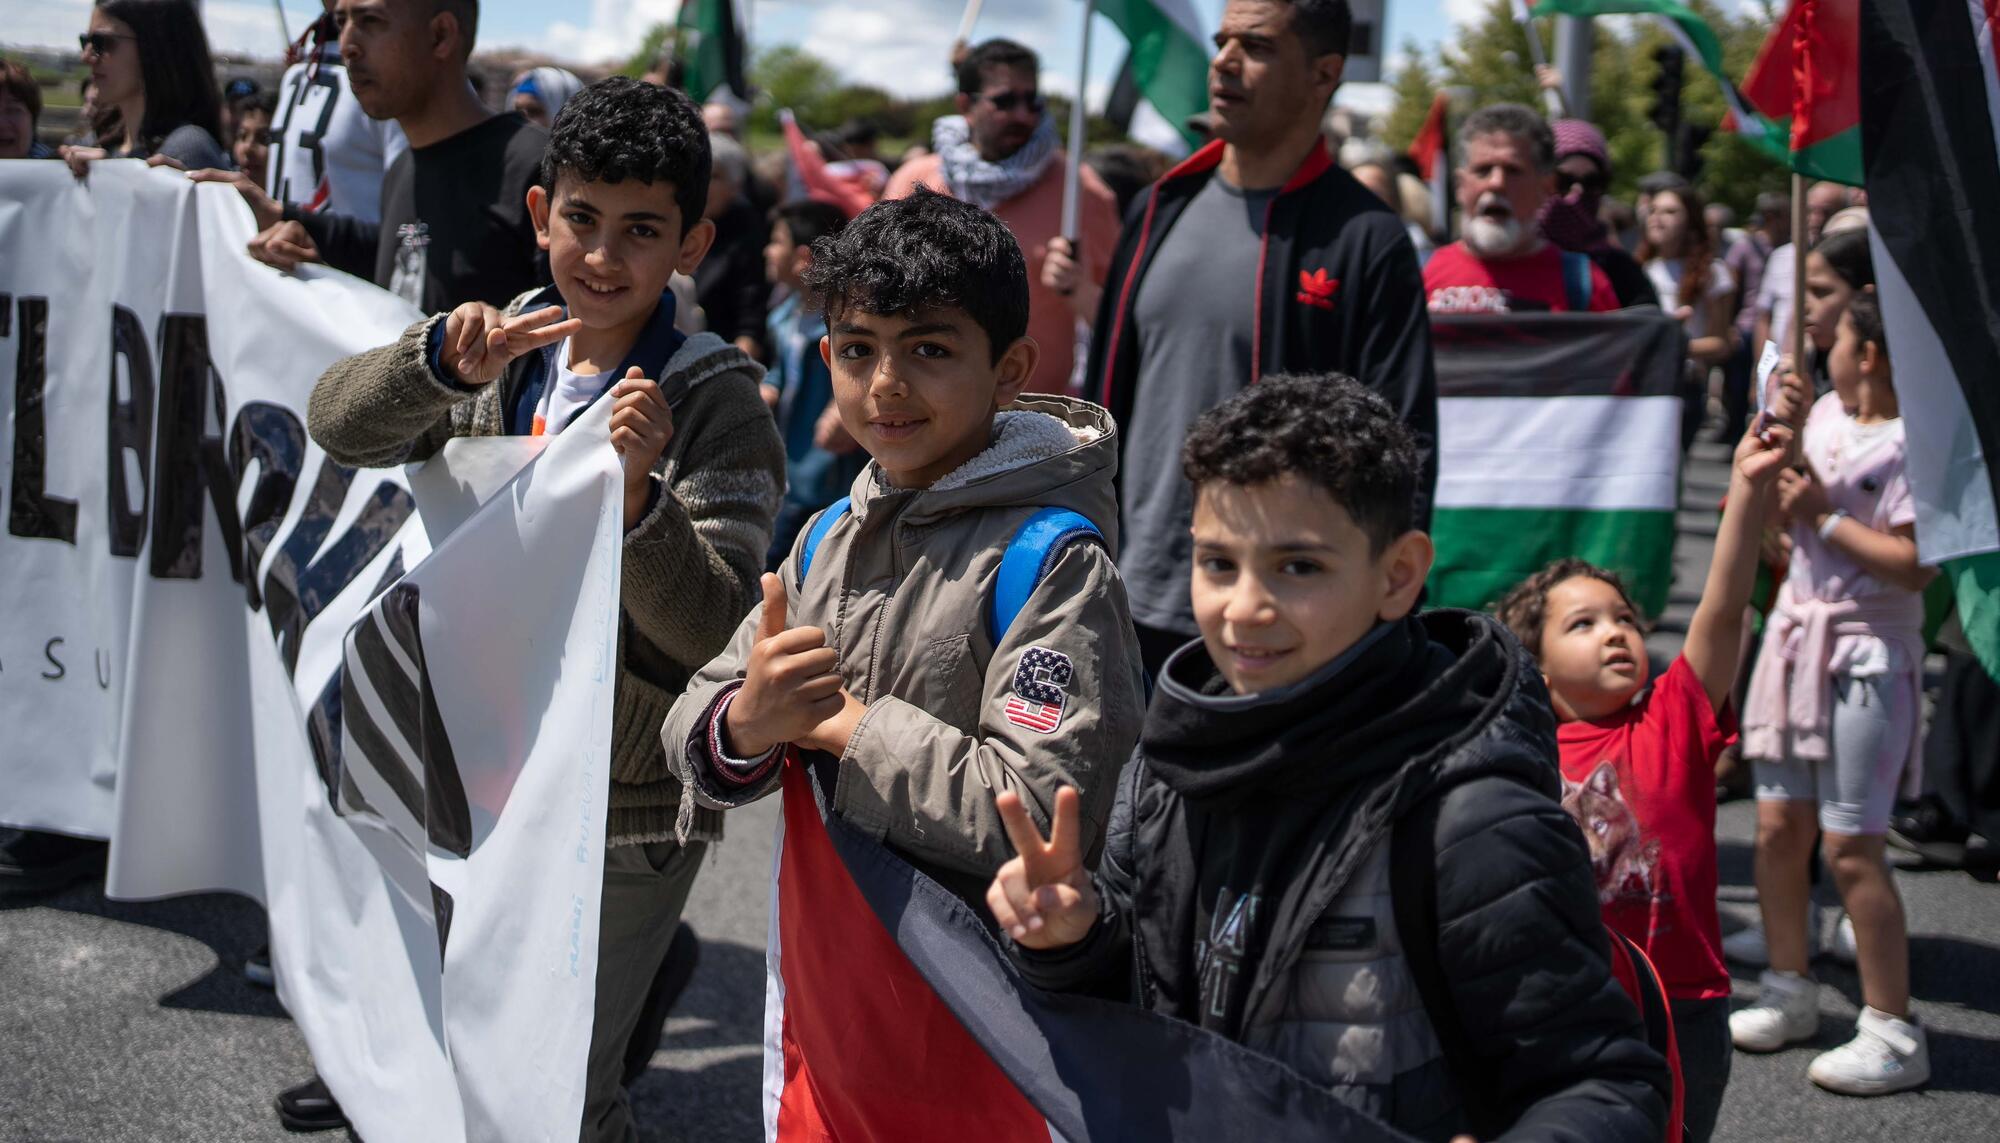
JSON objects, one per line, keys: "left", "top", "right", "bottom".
{"left": 1004, "top": 646, "right": 1074, "bottom": 733}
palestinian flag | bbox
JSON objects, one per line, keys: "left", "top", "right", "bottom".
{"left": 1860, "top": 0, "right": 2000, "bottom": 681}
{"left": 1741, "top": 0, "right": 1863, "bottom": 184}
{"left": 675, "top": 0, "right": 749, "bottom": 104}
{"left": 1098, "top": 0, "right": 1211, "bottom": 149}
{"left": 772, "top": 757, "right": 1414, "bottom": 1142}
{"left": 1427, "top": 311, "right": 1689, "bottom": 616}
{"left": 1409, "top": 91, "right": 1451, "bottom": 239}
{"left": 1531, "top": 0, "right": 1787, "bottom": 160}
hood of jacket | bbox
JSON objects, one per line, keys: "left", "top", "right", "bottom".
{"left": 847, "top": 393, "right": 1122, "bottom": 552}
{"left": 1125, "top": 608, "right": 1557, "bottom": 1038}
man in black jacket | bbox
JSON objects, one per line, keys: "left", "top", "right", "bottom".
{"left": 1086, "top": 0, "right": 1436, "bottom": 676}
{"left": 989, "top": 377, "right": 1668, "bottom": 1143}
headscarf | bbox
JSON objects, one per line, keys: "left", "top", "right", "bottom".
{"left": 931, "top": 113, "right": 1058, "bottom": 211}
{"left": 1540, "top": 118, "right": 1613, "bottom": 252}
{"left": 513, "top": 67, "right": 583, "bottom": 125}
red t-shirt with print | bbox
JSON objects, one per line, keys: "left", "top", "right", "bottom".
{"left": 1556, "top": 655, "right": 1733, "bottom": 1001}
{"left": 1423, "top": 241, "right": 1620, "bottom": 314}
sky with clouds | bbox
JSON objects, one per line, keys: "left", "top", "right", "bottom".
{"left": 9, "top": 0, "right": 1477, "bottom": 112}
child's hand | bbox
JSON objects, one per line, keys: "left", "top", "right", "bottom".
{"left": 611, "top": 368, "right": 674, "bottom": 476}
{"left": 1765, "top": 357, "right": 1811, "bottom": 428}
{"left": 1776, "top": 463, "right": 1831, "bottom": 525}
{"left": 724, "top": 574, "right": 844, "bottom": 758}
{"left": 443, "top": 303, "right": 580, "bottom": 386}
{"left": 1734, "top": 421, "right": 1795, "bottom": 487}
{"left": 987, "top": 787, "right": 1100, "bottom": 951}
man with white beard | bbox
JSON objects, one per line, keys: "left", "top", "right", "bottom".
{"left": 1423, "top": 104, "right": 1619, "bottom": 314}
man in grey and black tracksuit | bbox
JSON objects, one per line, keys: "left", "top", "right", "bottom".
{"left": 1087, "top": 0, "right": 1437, "bottom": 676}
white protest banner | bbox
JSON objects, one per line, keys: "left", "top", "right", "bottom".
{"left": 0, "top": 160, "right": 617, "bottom": 1142}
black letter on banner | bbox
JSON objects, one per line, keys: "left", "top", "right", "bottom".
{"left": 230, "top": 401, "right": 306, "bottom": 610}
{"left": 7, "top": 296, "right": 81, "bottom": 544}
{"left": 106, "top": 306, "right": 154, "bottom": 558}
{"left": 42, "top": 637, "right": 65, "bottom": 680}
{"left": 260, "top": 458, "right": 413, "bottom": 676}
{"left": 150, "top": 315, "right": 244, "bottom": 581}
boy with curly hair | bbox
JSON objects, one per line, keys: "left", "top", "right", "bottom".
{"left": 308, "top": 77, "right": 784, "bottom": 1141}
{"left": 990, "top": 374, "right": 1671, "bottom": 1142}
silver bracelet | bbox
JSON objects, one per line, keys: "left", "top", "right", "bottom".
{"left": 1818, "top": 508, "right": 1850, "bottom": 541}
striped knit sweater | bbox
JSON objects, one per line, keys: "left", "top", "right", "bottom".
{"left": 306, "top": 296, "right": 785, "bottom": 846}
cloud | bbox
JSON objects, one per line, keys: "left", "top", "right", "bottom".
{"left": 537, "top": 0, "right": 680, "bottom": 65}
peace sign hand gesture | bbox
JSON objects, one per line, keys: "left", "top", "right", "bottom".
{"left": 987, "top": 787, "right": 1100, "bottom": 951}
{"left": 443, "top": 303, "right": 582, "bottom": 386}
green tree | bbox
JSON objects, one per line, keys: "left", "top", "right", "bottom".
{"left": 748, "top": 45, "right": 840, "bottom": 134}
{"left": 1381, "top": 41, "right": 1440, "bottom": 153}
{"left": 620, "top": 23, "right": 673, "bottom": 79}
{"left": 1385, "top": 1, "right": 1785, "bottom": 213}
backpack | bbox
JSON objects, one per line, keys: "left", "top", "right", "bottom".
{"left": 797, "top": 497, "right": 1104, "bottom": 643}
{"left": 1560, "top": 250, "right": 1597, "bottom": 313}
{"left": 1389, "top": 787, "right": 1687, "bottom": 1143}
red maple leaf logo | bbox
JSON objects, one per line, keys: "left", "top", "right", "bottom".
{"left": 1295, "top": 267, "right": 1340, "bottom": 310}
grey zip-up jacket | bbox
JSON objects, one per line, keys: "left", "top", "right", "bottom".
{"left": 306, "top": 291, "right": 785, "bottom": 846}
{"left": 664, "top": 396, "right": 1146, "bottom": 895}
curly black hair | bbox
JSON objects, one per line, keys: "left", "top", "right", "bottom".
{"left": 801, "top": 186, "right": 1028, "bottom": 362}
{"left": 1180, "top": 374, "right": 1419, "bottom": 554}
{"left": 541, "top": 76, "right": 710, "bottom": 236}
{"left": 1491, "top": 557, "right": 1645, "bottom": 658}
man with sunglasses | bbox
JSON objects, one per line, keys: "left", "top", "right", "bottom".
{"left": 883, "top": 38, "right": 1120, "bottom": 396}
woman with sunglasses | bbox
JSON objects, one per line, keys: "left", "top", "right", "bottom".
{"left": 61, "top": 0, "right": 230, "bottom": 176}
{"left": 1538, "top": 118, "right": 1659, "bottom": 310}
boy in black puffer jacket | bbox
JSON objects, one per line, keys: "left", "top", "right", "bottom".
{"left": 987, "top": 375, "right": 1669, "bottom": 1142}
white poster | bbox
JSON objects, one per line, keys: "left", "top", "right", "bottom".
{"left": 0, "top": 161, "right": 616, "bottom": 1142}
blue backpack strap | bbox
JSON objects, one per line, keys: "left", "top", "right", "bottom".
{"left": 796, "top": 497, "right": 852, "bottom": 590}
{"left": 1560, "top": 250, "right": 1594, "bottom": 313}
{"left": 990, "top": 507, "right": 1104, "bottom": 644}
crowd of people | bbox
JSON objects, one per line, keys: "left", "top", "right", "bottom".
{"left": 4, "top": 0, "right": 1996, "bottom": 1140}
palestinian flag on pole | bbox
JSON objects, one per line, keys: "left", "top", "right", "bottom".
{"left": 1426, "top": 311, "right": 1689, "bottom": 616}
{"left": 1097, "top": 0, "right": 1211, "bottom": 149}
{"left": 676, "top": 0, "right": 749, "bottom": 104}
{"left": 1531, "top": 0, "right": 1788, "bottom": 160}
{"left": 1741, "top": 0, "right": 1863, "bottom": 184}
{"left": 1409, "top": 91, "right": 1451, "bottom": 240}
{"left": 1860, "top": 0, "right": 2000, "bottom": 682}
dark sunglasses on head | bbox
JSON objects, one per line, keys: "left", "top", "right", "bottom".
{"left": 982, "top": 90, "right": 1046, "bottom": 114}
{"left": 79, "top": 31, "right": 137, "bottom": 55}
{"left": 1556, "top": 170, "right": 1609, "bottom": 195}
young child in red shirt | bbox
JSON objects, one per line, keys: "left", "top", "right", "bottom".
{"left": 1496, "top": 415, "right": 1796, "bottom": 1143}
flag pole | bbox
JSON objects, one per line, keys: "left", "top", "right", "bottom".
{"left": 956, "top": 0, "right": 987, "bottom": 43}
{"left": 1789, "top": 170, "right": 1808, "bottom": 373}
{"left": 1060, "top": 0, "right": 1095, "bottom": 244}
{"left": 1512, "top": 1, "right": 1565, "bottom": 118}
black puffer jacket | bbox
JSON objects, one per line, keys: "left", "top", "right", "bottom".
{"left": 1016, "top": 611, "right": 1669, "bottom": 1142}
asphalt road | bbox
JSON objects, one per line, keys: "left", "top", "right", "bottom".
{"left": 4, "top": 443, "right": 1996, "bottom": 1143}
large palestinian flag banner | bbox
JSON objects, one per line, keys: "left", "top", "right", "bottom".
{"left": 1860, "top": 0, "right": 2000, "bottom": 682}
{"left": 1426, "top": 311, "right": 1689, "bottom": 616}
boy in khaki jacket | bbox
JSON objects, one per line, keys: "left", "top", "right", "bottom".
{"left": 662, "top": 189, "right": 1144, "bottom": 1133}
{"left": 306, "top": 80, "right": 783, "bottom": 1141}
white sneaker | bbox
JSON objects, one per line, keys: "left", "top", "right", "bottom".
{"left": 1808, "top": 1007, "right": 1930, "bottom": 1095}
{"left": 1731, "top": 969, "right": 1820, "bottom": 1051}
{"left": 1722, "top": 909, "right": 1821, "bottom": 967}
{"left": 1829, "top": 912, "right": 1858, "bottom": 966}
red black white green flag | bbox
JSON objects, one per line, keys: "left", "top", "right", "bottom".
{"left": 1860, "top": 0, "right": 2000, "bottom": 680}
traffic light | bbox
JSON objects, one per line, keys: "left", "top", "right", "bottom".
{"left": 1650, "top": 43, "right": 1685, "bottom": 141}
{"left": 1677, "top": 122, "right": 1714, "bottom": 182}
